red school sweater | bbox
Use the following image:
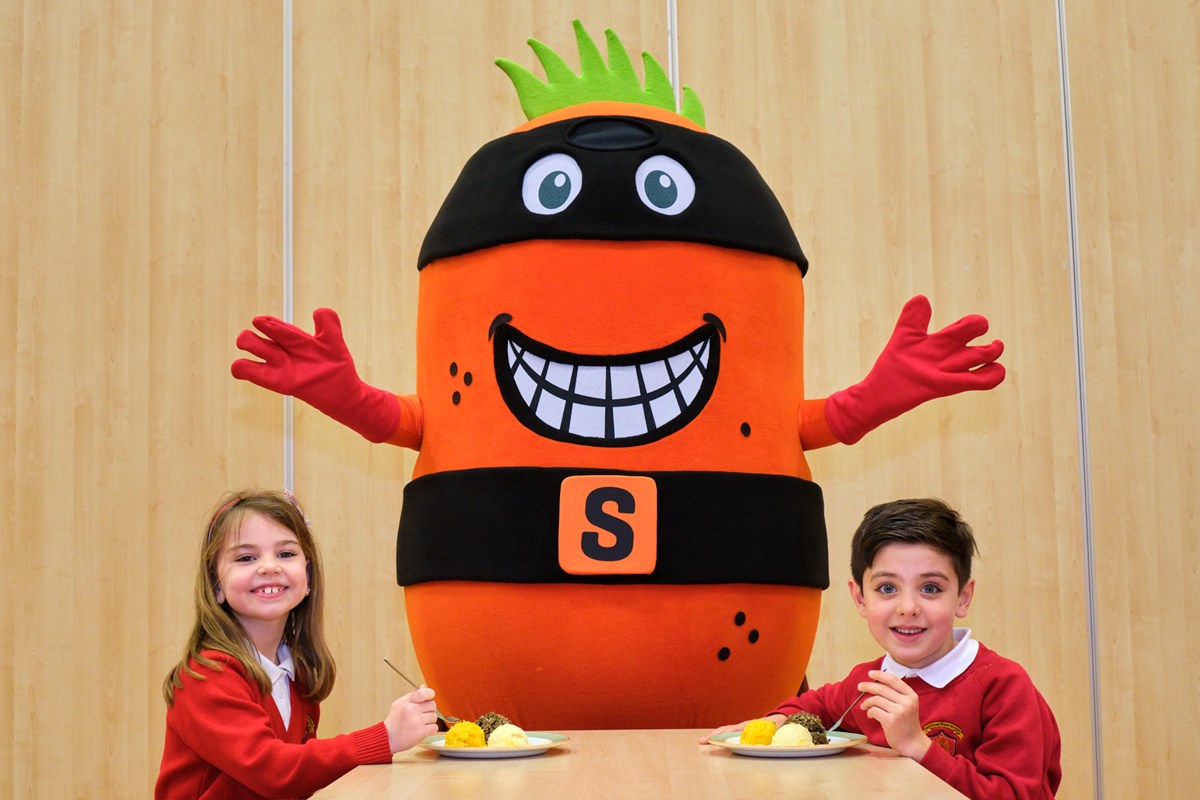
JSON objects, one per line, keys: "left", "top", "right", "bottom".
{"left": 155, "top": 651, "right": 392, "bottom": 800}
{"left": 771, "top": 643, "right": 1062, "bottom": 800}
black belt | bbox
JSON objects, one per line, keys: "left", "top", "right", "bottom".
{"left": 396, "top": 467, "right": 828, "bottom": 588}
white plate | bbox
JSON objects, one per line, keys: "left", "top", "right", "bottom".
{"left": 418, "top": 732, "right": 569, "bottom": 759}
{"left": 707, "top": 730, "right": 868, "bottom": 758}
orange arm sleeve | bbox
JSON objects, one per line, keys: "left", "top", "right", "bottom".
{"left": 799, "top": 397, "right": 842, "bottom": 451}
{"left": 384, "top": 394, "right": 423, "bottom": 450}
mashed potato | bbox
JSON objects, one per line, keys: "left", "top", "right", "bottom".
{"left": 771, "top": 722, "right": 814, "bottom": 747}
{"left": 487, "top": 723, "right": 530, "bottom": 748}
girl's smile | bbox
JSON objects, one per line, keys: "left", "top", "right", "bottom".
{"left": 248, "top": 583, "right": 292, "bottom": 602}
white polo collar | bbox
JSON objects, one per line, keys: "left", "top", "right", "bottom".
{"left": 882, "top": 627, "right": 978, "bottom": 688}
{"left": 255, "top": 642, "right": 296, "bottom": 682}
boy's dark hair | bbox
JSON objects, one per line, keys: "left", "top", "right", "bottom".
{"left": 850, "top": 498, "right": 979, "bottom": 589}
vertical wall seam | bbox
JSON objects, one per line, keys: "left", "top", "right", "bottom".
{"left": 283, "top": 0, "right": 295, "bottom": 491}
{"left": 1054, "top": 2, "right": 1103, "bottom": 797}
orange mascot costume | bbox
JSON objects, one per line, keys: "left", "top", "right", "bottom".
{"left": 233, "top": 21, "right": 1004, "bottom": 729}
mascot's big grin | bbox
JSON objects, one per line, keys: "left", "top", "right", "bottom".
{"left": 490, "top": 312, "right": 725, "bottom": 446}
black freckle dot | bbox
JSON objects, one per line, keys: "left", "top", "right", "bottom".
{"left": 717, "top": 648, "right": 731, "bottom": 661}
{"left": 449, "top": 362, "right": 458, "bottom": 376}
{"left": 734, "top": 611, "right": 746, "bottom": 626}
{"left": 740, "top": 422, "right": 751, "bottom": 437}
{"left": 452, "top": 391, "right": 461, "bottom": 405}
{"left": 748, "top": 629, "right": 760, "bottom": 644}
{"left": 463, "top": 372, "right": 472, "bottom": 386}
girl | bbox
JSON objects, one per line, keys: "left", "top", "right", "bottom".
{"left": 156, "top": 489, "right": 438, "bottom": 799}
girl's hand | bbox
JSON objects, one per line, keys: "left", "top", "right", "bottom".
{"left": 384, "top": 685, "right": 439, "bottom": 753}
{"left": 858, "top": 670, "right": 930, "bottom": 761}
{"left": 699, "top": 713, "right": 786, "bottom": 743}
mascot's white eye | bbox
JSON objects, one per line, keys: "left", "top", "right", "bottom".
{"left": 522, "top": 153, "right": 583, "bottom": 215}
{"left": 635, "top": 155, "right": 695, "bottom": 215}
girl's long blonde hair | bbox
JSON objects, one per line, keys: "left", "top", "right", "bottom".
{"left": 162, "top": 489, "right": 336, "bottom": 705}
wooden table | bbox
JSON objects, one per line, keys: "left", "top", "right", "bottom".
{"left": 312, "top": 728, "right": 969, "bottom": 799}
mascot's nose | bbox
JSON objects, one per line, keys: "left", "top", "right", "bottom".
{"left": 566, "top": 118, "right": 659, "bottom": 151}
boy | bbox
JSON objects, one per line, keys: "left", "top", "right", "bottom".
{"left": 706, "top": 498, "right": 1061, "bottom": 799}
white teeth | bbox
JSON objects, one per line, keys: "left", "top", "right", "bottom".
{"left": 503, "top": 327, "right": 716, "bottom": 441}
{"left": 667, "top": 348, "right": 696, "bottom": 376}
{"left": 573, "top": 365, "right": 608, "bottom": 400}
{"left": 544, "top": 360, "right": 575, "bottom": 390}
{"left": 258, "top": 586, "right": 284, "bottom": 595}
{"left": 534, "top": 392, "right": 567, "bottom": 428}
{"left": 639, "top": 360, "right": 670, "bottom": 391}
{"left": 612, "top": 403, "right": 648, "bottom": 437}
{"left": 649, "top": 391, "right": 681, "bottom": 427}
{"left": 608, "top": 365, "right": 641, "bottom": 399}
{"left": 568, "top": 403, "right": 605, "bottom": 437}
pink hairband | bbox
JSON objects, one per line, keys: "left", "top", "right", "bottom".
{"left": 282, "top": 488, "right": 312, "bottom": 527}
{"left": 206, "top": 489, "right": 312, "bottom": 542}
{"left": 206, "top": 496, "right": 243, "bottom": 543}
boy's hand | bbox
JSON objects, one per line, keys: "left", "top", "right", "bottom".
{"left": 384, "top": 685, "right": 439, "bottom": 753}
{"left": 858, "top": 670, "right": 931, "bottom": 761}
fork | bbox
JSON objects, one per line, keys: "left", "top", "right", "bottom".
{"left": 382, "top": 658, "right": 460, "bottom": 725}
{"left": 826, "top": 689, "right": 866, "bottom": 735}
{"left": 827, "top": 663, "right": 892, "bottom": 734}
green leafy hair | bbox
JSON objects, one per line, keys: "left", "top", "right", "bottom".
{"left": 496, "top": 19, "right": 705, "bottom": 128}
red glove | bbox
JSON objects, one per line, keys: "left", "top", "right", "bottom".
{"left": 232, "top": 308, "right": 401, "bottom": 443}
{"left": 824, "top": 295, "right": 1005, "bottom": 445}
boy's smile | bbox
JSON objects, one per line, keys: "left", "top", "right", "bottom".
{"left": 849, "top": 542, "right": 974, "bottom": 670}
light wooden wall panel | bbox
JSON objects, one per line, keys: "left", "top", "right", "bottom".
{"left": 680, "top": 1, "right": 1091, "bottom": 796}
{"left": 1066, "top": 0, "right": 1200, "bottom": 797}
{"left": 2, "top": 2, "right": 282, "bottom": 798}
{"left": 289, "top": 0, "right": 668, "bottom": 740}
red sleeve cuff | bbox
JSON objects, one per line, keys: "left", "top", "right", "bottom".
{"left": 351, "top": 722, "right": 394, "bottom": 764}
{"left": 916, "top": 740, "right": 957, "bottom": 784}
